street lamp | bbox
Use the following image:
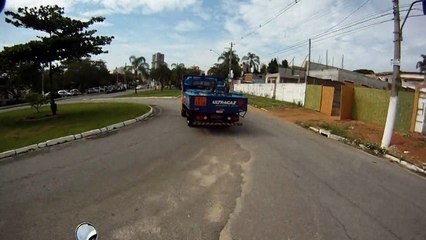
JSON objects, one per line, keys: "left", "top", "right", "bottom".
{"left": 209, "top": 49, "right": 220, "bottom": 56}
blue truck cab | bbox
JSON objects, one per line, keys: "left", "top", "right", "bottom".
{"left": 181, "top": 75, "right": 248, "bottom": 126}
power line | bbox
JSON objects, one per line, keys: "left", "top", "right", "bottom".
{"left": 323, "top": 0, "right": 372, "bottom": 33}
{"left": 276, "top": 13, "right": 424, "bottom": 58}
{"left": 272, "top": 16, "right": 390, "bottom": 56}
{"left": 238, "top": 0, "right": 302, "bottom": 41}
{"left": 267, "top": 5, "right": 415, "bottom": 57}
{"left": 271, "top": 1, "right": 377, "bottom": 52}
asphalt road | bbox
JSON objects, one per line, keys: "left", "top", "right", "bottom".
{"left": 0, "top": 98, "right": 425, "bottom": 240}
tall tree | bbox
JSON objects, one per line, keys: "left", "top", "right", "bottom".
{"left": 267, "top": 58, "right": 279, "bottom": 73}
{"left": 128, "top": 55, "right": 149, "bottom": 94}
{"left": 281, "top": 59, "right": 289, "bottom": 68}
{"left": 353, "top": 69, "right": 375, "bottom": 74}
{"left": 4, "top": 5, "right": 113, "bottom": 114}
{"left": 0, "top": 57, "right": 40, "bottom": 103}
{"left": 259, "top": 64, "right": 267, "bottom": 74}
{"left": 207, "top": 64, "right": 220, "bottom": 76}
{"left": 241, "top": 52, "right": 260, "bottom": 73}
{"left": 416, "top": 54, "right": 426, "bottom": 81}
{"left": 217, "top": 50, "right": 241, "bottom": 80}
{"left": 186, "top": 66, "right": 202, "bottom": 76}
{"left": 150, "top": 63, "right": 171, "bottom": 91}
{"left": 62, "top": 58, "right": 111, "bottom": 91}
{"left": 171, "top": 63, "right": 185, "bottom": 88}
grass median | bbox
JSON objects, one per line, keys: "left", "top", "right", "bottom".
{"left": 247, "top": 94, "right": 300, "bottom": 109}
{"left": 120, "top": 89, "right": 181, "bottom": 98}
{"left": 0, "top": 102, "right": 150, "bottom": 152}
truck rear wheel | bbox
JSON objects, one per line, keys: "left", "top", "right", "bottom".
{"left": 181, "top": 106, "right": 186, "bottom": 117}
{"left": 187, "top": 116, "right": 195, "bottom": 127}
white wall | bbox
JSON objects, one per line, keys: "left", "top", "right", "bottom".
{"left": 234, "top": 83, "right": 306, "bottom": 105}
{"left": 234, "top": 83, "right": 275, "bottom": 98}
{"left": 275, "top": 83, "right": 306, "bottom": 105}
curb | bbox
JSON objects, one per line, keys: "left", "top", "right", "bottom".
{"left": 0, "top": 106, "right": 153, "bottom": 161}
{"left": 94, "top": 96, "right": 180, "bottom": 101}
{"left": 308, "top": 127, "right": 426, "bottom": 176}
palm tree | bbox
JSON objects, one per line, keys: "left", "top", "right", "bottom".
{"left": 217, "top": 50, "right": 241, "bottom": 79}
{"left": 151, "top": 63, "right": 171, "bottom": 91}
{"left": 416, "top": 54, "right": 426, "bottom": 81}
{"left": 128, "top": 55, "right": 149, "bottom": 94}
{"left": 241, "top": 52, "right": 260, "bottom": 73}
{"left": 218, "top": 50, "right": 240, "bottom": 65}
{"left": 171, "top": 63, "right": 185, "bottom": 88}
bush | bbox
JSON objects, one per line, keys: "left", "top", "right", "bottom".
{"left": 24, "top": 92, "right": 48, "bottom": 113}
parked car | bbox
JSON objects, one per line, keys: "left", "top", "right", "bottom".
{"left": 106, "top": 85, "right": 117, "bottom": 93}
{"left": 57, "top": 90, "right": 72, "bottom": 97}
{"left": 86, "top": 88, "right": 98, "bottom": 94}
{"left": 44, "top": 92, "right": 62, "bottom": 99}
{"left": 117, "top": 85, "right": 126, "bottom": 91}
{"left": 69, "top": 89, "right": 81, "bottom": 96}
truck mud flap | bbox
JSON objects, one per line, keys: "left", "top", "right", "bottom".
{"left": 193, "top": 122, "right": 243, "bottom": 126}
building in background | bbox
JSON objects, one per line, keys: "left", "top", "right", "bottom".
{"left": 307, "top": 62, "right": 389, "bottom": 89}
{"left": 152, "top": 52, "right": 165, "bottom": 69}
{"left": 376, "top": 71, "right": 425, "bottom": 91}
{"left": 265, "top": 66, "right": 306, "bottom": 84}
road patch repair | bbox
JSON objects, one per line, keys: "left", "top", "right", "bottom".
{"left": 0, "top": 106, "right": 153, "bottom": 160}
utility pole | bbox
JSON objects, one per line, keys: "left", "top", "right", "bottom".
{"left": 326, "top": 50, "right": 329, "bottom": 68}
{"left": 341, "top": 54, "right": 344, "bottom": 69}
{"left": 41, "top": 68, "right": 44, "bottom": 95}
{"left": 381, "top": 0, "right": 402, "bottom": 148}
{"left": 228, "top": 42, "right": 234, "bottom": 82}
{"left": 303, "top": 39, "right": 311, "bottom": 106}
{"left": 304, "top": 39, "right": 311, "bottom": 84}
{"left": 124, "top": 63, "right": 127, "bottom": 88}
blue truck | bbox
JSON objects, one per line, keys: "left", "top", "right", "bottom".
{"left": 181, "top": 75, "right": 248, "bottom": 127}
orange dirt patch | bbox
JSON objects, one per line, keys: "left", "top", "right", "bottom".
{"left": 265, "top": 107, "right": 426, "bottom": 168}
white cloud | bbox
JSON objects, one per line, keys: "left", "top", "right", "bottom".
{"left": 217, "top": 0, "right": 426, "bottom": 72}
{"left": 174, "top": 20, "right": 201, "bottom": 32}
{"left": 3, "top": 0, "right": 424, "bottom": 73}
{"left": 190, "top": 1, "right": 213, "bottom": 21}
{"left": 80, "top": 8, "right": 115, "bottom": 18}
{"left": 5, "top": 0, "right": 77, "bottom": 10}
{"left": 85, "top": 0, "right": 200, "bottom": 15}
{"left": 6, "top": 0, "right": 200, "bottom": 15}
{"left": 169, "top": 33, "right": 188, "bottom": 42}
{"left": 94, "top": 21, "right": 113, "bottom": 27}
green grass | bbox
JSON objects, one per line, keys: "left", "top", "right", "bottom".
{"left": 246, "top": 95, "right": 299, "bottom": 109}
{"left": 302, "top": 122, "right": 387, "bottom": 156}
{"left": 120, "top": 89, "right": 181, "bottom": 98}
{"left": 318, "top": 122, "right": 353, "bottom": 140}
{"left": 0, "top": 102, "right": 150, "bottom": 152}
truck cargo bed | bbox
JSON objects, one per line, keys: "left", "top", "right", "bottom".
{"left": 181, "top": 75, "right": 248, "bottom": 127}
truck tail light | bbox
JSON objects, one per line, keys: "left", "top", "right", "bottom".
{"left": 194, "top": 97, "right": 207, "bottom": 106}
{"left": 196, "top": 115, "right": 207, "bottom": 121}
{"left": 237, "top": 99, "right": 245, "bottom": 107}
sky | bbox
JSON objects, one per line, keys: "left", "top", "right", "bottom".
{"left": 0, "top": 0, "right": 425, "bottom": 73}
